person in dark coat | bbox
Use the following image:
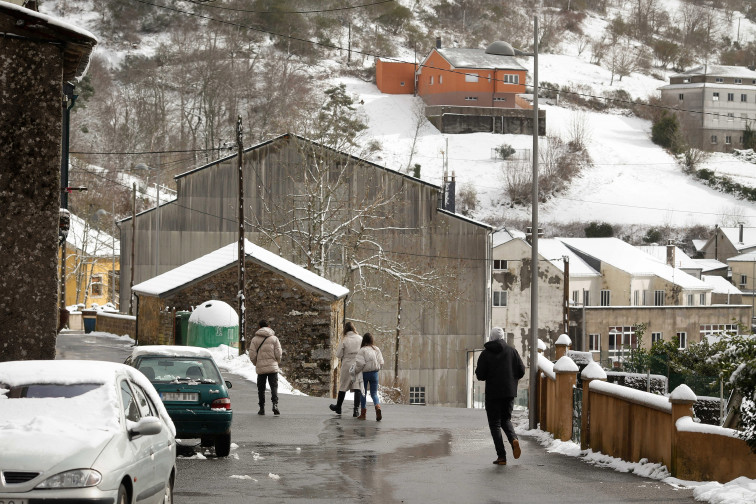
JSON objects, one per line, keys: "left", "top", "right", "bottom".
{"left": 475, "top": 326, "right": 526, "bottom": 465}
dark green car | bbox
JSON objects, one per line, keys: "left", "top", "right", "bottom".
{"left": 125, "top": 345, "right": 233, "bottom": 457}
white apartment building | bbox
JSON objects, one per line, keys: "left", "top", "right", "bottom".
{"left": 658, "top": 64, "right": 756, "bottom": 152}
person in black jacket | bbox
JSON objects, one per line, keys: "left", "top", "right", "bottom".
{"left": 475, "top": 326, "right": 526, "bottom": 465}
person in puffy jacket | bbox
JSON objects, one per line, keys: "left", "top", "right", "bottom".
{"left": 475, "top": 327, "right": 525, "bottom": 465}
{"left": 247, "top": 320, "right": 282, "bottom": 416}
{"left": 351, "top": 332, "right": 384, "bottom": 421}
{"left": 330, "top": 322, "right": 363, "bottom": 417}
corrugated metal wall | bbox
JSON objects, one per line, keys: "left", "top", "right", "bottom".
{"left": 120, "top": 135, "right": 490, "bottom": 406}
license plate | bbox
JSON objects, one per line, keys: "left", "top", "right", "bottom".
{"left": 0, "top": 500, "right": 28, "bottom": 504}
{"left": 162, "top": 392, "right": 198, "bottom": 402}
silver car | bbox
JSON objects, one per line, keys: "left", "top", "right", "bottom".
{"left": 0, "top": 360, "right": 177, "bottom": 504}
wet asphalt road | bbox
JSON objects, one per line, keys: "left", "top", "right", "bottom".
{"left": 55, "top": 331, "right": 698, "bottom": 503}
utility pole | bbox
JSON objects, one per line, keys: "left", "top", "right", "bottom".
{"left": 529, "top": 14, "right": 540, "bottom": 431}
{"left": 237, "top": 116, "right": 246, "bottom": 356}
{"left": 59, "top": 83, "right": 77, "bottom": 330}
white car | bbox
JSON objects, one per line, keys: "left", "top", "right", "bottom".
{"left": 0, "top": 360, "right": 177, "bottom": 504}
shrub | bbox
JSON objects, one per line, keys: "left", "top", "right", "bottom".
{"left": 584, "top": 221, "right": 614, "bottom": 237}
{"left": 495, "top": 144, "right": 516, "bottom": 160}
{"left": 651, "top": 111, "right": 682, "bottom": 153}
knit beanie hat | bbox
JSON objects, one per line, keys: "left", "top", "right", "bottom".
{"left": 489, "top": 327, "right": 505, "bottom": 341}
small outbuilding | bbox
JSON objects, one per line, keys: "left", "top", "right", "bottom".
{"left": 132, "top": 239, "right": 349, "bottom": 396}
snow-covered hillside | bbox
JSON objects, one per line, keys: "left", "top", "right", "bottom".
{"left": 344, "top": 50, "right": 756, "bottom": 228}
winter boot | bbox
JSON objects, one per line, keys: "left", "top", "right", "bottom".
{"left": 329, "top": 391, "right": 346, "bottom": 414}
{"left": 258, "top": 405, "right": 265, "bottom": 416}
{"left": 352, "top": 391, "right": 362, "bottom": 417}
{"left": 357, "top": 408, "right": 367, "bottom": 420}
{"left": 272, "top": 402, "right": 280, "bottom": 416}
{"left": 375, "top": 404, "right": 382, "bottom": 422}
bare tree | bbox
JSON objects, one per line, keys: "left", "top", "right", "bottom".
{"left": 406, "top": 100, "right": 428, "bottom": 173}
{"left": 568, "top": 110, "right": 592, "bottom": 151}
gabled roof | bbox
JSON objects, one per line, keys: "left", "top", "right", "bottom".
{"left": 726, "top": 251, "right": 756, "bottom": 262}
{"left": 719, "top": 227, "right": 756, "bottom": 252}
{"left": 559, "top": 238, "right": 710, "bottom": 291}
{"left": 133, "top": 239, "right": 349, "bottom": 300}
{"left": 671, "top": 65, "right": 756, "bottom": 79}
{"left": 636, "top": 245, "right": 700, "bottom": 270}
{"left": 691, "top": 258, "right": 728, "bottom": 273}
{"left": 539, "top": 239, "right": 600, "bottom": 277}
{"left": 433, "top": 47, "right": 526, "bottom": 71}
{"left": 492, "top": 227, "right": 526, "bottom": 247}
{"left": 702, "top": 275, "right": 741, "bottom": 295}
{"left": 692, "top": 239, "right": 707, "bottom": 253}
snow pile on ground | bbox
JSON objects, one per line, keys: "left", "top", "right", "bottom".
{"left": 518, "top": 425, "right": 756, "bottom": 504}
{"left": 204, "top": 344, "right": 304, "bottom": 396}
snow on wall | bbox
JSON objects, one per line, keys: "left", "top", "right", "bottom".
{"left": 590, "top": 380, "right": 672, "bottom": 413}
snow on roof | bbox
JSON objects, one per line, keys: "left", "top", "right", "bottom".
{"left": 0, "top": 1, "right": 97, "bottom": 42}
{"left": 659, "top": 82, "right": 756, "bottom": 91}
{"left": 636, "top": 245, "right": 700, "bottom": 270}
{"left": 132, "top": 239, "right": 349, "bottom": 300}
{"left": 727, "top": 250, "right": 756, "bottom": 262}
{"left": 702, "top": 275, "right": 741, "bottom": 295}
{"left": 131, "top": 345, "right": 214, "bottom": 359}
{"left": 539, "top": 239, "right": 600, "bottom": 277}
{"left": 558, "top": 238, "right": 711, "bottom": 291}
{"left": 492, "top": 228, "right": 526, "bottom": 247}
{"left": 590, "top": 380, "right": 672, "bottom": 413}
{"left": 189, "top": 300, "right": 238, "bottom": 328}
{"left": 68, "top": 212, "right": 120, "bottom": 257}
{"left": 692, "top": 258, "right": 727, "bottom": 272}
{"left": 720, "top": 227, "right": 756, "bottom": 251}
{"left": 692, "top": 239, "right": 707, "bottom": 252}
{"left": 434, "top": 48, "right": 526, "bottom": 71}
{"left": 671, "top": 64, "right": 756, "bottom": 79}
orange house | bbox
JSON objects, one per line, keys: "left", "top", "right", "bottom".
{"left": 376, "top": 59, "right": 417, "bottom": 94}
{"left": 375, "top": 41, "right": 529, "bottom": 109}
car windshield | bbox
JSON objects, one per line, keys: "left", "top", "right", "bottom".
{"left": 2, "top": 383, "right": 101, "bottom": 398}
{"left": 136, "top": 357, "right": 222, "bottom": 384}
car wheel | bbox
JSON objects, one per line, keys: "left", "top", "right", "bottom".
{"left": 215, "top": 432, "right": 231, "bottom": 457}
{"left": 162, "top": 475, "right": 174, "bottom": 504}
{"left": 117, "top": 483, "right": 128, "bottom": 504}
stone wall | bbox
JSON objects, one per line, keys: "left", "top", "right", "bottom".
{"left": 137, "top": 258, "right": 343, "bottom": 396}
{"left": 95, "top": 312, "right": 136, "bottom": 339}
{"left": 0, "top": 38, "right": 63, "bottom": 361}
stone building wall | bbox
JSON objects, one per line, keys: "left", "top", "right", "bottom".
{"left": 95, "top": 312, "right": 136, "bottom": 339}
{"left": 0, "top": 38, "right": 63, "bottom": 361}
{"left": 137, "top": 258, "right": 343, "bottom": 396}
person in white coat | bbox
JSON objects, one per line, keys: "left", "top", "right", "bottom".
{"left": 247, "top": 320, "right": 282, "bottom": 416}
{"left": 330, "top": 322, "right": 363, "bottom": 417}
{"left": 351, "top": 332, "right": 384, "bottom": 421}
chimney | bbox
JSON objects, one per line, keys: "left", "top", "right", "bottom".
{"left": 436, "top": 36, "right": 441, "bottom": 49}
{"left": 666, "top": 240, "right": 675, "bottom": 267}
{"left": 739, "top": 223, "right": 744, "bottom": 244}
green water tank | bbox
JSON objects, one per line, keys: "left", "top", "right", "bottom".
{"left": 186, "top": 300, "right": 239, "bottom": 348}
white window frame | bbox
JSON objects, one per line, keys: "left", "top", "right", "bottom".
{"left": 589, "top": 334, "right": 601, "bottom": 352}
{"left": 716, "top": 77, "right": 724, "bottom": 83}
{"left": 493, "top": 291, "right": 507, "bottom": 307}
{"left": 742, "top": 94, "right": 747, "bottom": 102}
{"left": 600, "top": 290, "right": 610, "bottom": 306}
{"left": 700, "top": 293, "right": 705, "bottom": 305}
{"left": 678, "top": 93, "right": 684, "bottom": 101}
{"left": 726, "top": 135, "right": 732, "bottom": 144}
{"left": 633, "top": 290, "right": 640, "bottom": 306}
{"left": 677, "top": 331, "right": 687, "bottom": 349}
{"left": 430, "top": 76, "right": 434, "bottom": 85}
{"left": 493, "top": 259, "right": 508, "bottom": 270}
{"left": 504, "top": 74, "right": 519, "bottom": 84}
{"left": 409, "top": 386, "right": 426, "bottom": 405}
{"left": 651, "top": 332, "right": 663, "bottom": 344}
{"left": 654, "top": 290, "right": 665, "bottom": 306}
{"left": 572, "top": 290, "right": 580, "bottom": 305}
{"left": 711, "top": 135, "right": 718, "bottom": 144}
{"left": 736, "top": 78, "right": 743, "bottom": 84}
{"left": 728, "top": 93, "right": 735, "bottom": 101}
{"left": 608, "top": 326, "right": 637, "bottom": 351}
{"left": 713, "top": 92, "right": 720, "bottom": 101}
{"left": 465, "top": 73, "right": 479, "bottom": 83}
{"left": 687, "top": 293, "right": 694, "bottom": 305}
{"left": 583, "top": 290, "right": 590, "bottom": 306}
{"left": 439, "top": 75, "right": 443, "bottom": 84}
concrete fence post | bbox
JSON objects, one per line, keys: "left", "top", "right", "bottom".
{"left": 555, "top": 333, "right": 571, "bottom": 360}
{"left": 580, "top": 361, "right": 608, "bottom": 450}
{"left": 554, "top": 356, "right": 579, "bottom": 441}
{"left": 669, "top": 384, "right": 697, "bottom": 478}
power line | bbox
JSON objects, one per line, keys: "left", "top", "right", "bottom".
{"left": 71, "top": 147, "right": 232, "bottom": 155}
{"left": 179, "top": 0, "right": 395, "bottom": 14}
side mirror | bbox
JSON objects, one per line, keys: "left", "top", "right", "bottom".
{"left": 225, "top": 380, "right": 232, "bottom": 389}
{"left": 128, "top": 416, "right": 163, "bottom": 437}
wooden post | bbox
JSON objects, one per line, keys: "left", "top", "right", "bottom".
{"left": 554, "top": 356, "right": 578, "bottom": 441}
{"left": 555, "top": 333, "right": 572, "bottom": 360}
{"left": 580, "top": 362, "right": 607, "bottom": 450}
{"left": 669, "top": 384, "right": 697, "bottom": 477}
